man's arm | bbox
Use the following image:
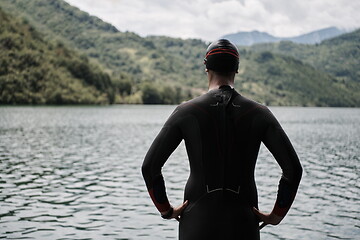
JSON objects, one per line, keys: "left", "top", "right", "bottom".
{"left": 141, "top": 110, "right": 183, "bottom": 215}
{"left": 255, "top": 108, "right": 303, "bottom": 225}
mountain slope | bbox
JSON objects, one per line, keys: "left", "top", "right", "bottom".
{"left": 0, "top": 8, "right": 115, "bottom": 104}
{"left": 236, "top": 50, "right": 358, "bottom": 106}
{"left": 288, "top": 27, "right": 347, "bottom": 44}
{"left": 249, "top": 29, "right": 360, "bottom": 84}
{"left": 222, "top": 31, "right": 278, "bottom": 46}
{"left": 223, "top": 27, "right": 347, "bottom": 46}
{"left": 0, "top": 0, "right": 206, "bottom": 83}
{"left": 0, "top": 0, "right": 206, "bottom": 103}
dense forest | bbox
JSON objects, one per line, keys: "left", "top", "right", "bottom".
{"left": 0, "top": 0, "right": 359, "bottom": 106}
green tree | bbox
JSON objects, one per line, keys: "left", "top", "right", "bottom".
{"left": 141, "top": 83, "right": 162, "bottom": 104}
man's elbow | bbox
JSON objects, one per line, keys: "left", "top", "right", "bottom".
{"left": 141, "top": 161, "right": 151, "bottom": 179}
{"left": 295, "top": 163, "right": 303, "bottom": 183}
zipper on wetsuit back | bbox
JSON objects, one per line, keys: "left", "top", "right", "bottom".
{"left": 206, "top": 88, "right": 240, "bottom": 194}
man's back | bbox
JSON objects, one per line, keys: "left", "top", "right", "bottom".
{"left": 143, "top": 85, "right": 301, "bottom": 239}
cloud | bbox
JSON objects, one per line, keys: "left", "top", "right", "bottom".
{"left": 64, "top": 0, "right": 360, "bottom": 41}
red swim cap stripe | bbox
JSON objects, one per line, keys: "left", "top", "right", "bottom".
{"left": 205, "top": 48, "right": 239, "bottom": 59}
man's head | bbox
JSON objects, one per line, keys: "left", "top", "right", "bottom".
{"left": 204, "top": 39, "right": 240, "bottom": 74}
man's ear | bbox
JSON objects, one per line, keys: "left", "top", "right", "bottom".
{"left": 205, "top": 68, "right": 209, "bottom": 73}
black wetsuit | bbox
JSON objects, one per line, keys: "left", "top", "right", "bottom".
{"left": 142, "top": 86, "right": 302, "bottom": 240}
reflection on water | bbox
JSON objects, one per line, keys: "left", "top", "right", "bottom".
{"left": 0, "top": 106, "right": 359, "bottom": 239}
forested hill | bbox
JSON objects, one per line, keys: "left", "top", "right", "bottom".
{"left": 249, "top": 30, "right": 360, "bottom": 105}
{"left": 0, "top": 8, "right": 115, "bottom": 104}
{"left": 0, "top": 0, "right": 359, "bottom": 106}
{"left": 0, "top": 0, "right": 204, "bottom": 104}
{"left": 250, "top": 30, "right": 360, "bottom": 84}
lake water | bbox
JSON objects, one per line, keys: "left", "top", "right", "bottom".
{"left": 0, "top": 105, "right": 359, "bottom": 240}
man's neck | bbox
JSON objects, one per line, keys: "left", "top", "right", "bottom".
{"left": 208, "top": 82, "right": 234, "bottom": 91}
{"left": 207, "top": 70, "right": 235, "bottom": 91}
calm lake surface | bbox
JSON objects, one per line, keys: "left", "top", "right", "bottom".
{"left": 0, "top": 105, "right": 359, "bottom": 240}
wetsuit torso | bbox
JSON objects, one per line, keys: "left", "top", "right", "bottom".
{"left": 142, "top": 86, "right": 302, "bottom": 240}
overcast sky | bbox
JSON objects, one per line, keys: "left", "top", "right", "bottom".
{"left": 64, "top": 0, "right": 359, "bottom": 41}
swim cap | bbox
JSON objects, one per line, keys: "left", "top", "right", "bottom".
{"left": 204, "top": 39, "right": 240, "bottom": 72}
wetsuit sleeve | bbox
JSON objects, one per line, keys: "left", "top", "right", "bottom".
{"left": 141, "top": 109, "right": 183, "bottom": 213}
{"left": 261, "top": 109, "right": 303, "bottom": 217}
